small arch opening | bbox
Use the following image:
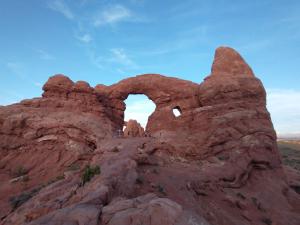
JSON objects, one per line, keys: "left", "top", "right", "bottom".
{"left": 123, "top": 94, "right": 156, "bottom": 134}
{"left": 172, "top": 106, "right": 182, "bottom": 117}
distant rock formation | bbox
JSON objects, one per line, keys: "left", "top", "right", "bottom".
{"left": 123, "top": 120, "right": 145, "bottom": 137}
{"left": 0, "top": 47, "right": 299, "bottom": 225}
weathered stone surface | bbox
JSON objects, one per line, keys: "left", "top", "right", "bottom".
{"left": 27, "top": 203, "right": 101, "bottom": 225}
{"left": 102, "top": 193, "right": 183, "bottom": 225}
{"left": 0, "top": 46, "right": 299, "bottom": 225}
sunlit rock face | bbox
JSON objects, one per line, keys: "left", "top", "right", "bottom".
{"left": 0, "top": 47, "right": 299, "bottom": 225}
{"left": 123, "top": 119, "right": 145, "bottom": 137}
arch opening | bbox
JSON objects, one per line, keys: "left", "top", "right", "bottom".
{"left": 123, "top": 94, "right": 156, "bottom": 135}
{"left": 172, "top": 106, "right": 182, "bottom": 117}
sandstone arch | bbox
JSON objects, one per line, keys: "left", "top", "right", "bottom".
{"left": 95, "top": 74, "right": 200, "bottom": 133}
{"left": 40, "top": 46, "right": 272, "bottom": 155}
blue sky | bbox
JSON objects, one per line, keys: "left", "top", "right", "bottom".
{"left": 0, "top": 0, "right": 300, "bottom": 136}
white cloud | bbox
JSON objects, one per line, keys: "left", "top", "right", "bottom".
{"left": 93, "top": 4, "right": 131, "bottom": 26}
{"left": 37, "top": 49, "right": 55, "bottom": 60}
{"left": 48, "top": 0, "right": 74, "bottom": 20}
{"left": 124, "top": 98, "right": 156, "bottom": 128}
{"left": 87, "top": 48, "right": 138, "bottom": 71}
{"left": 76, "top": 33, "right": 92, "bottom": 43}
{"left": 266, "top": 89, "right": 300, "bottom": 137}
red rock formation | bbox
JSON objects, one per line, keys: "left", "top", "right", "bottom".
{"left": 0, "top": 47, "right": 299, "bottom": 225}
{"left": 123, "top": 120, "right": 145, "bottom": 137}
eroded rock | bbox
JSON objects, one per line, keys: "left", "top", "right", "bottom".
{"left": 0, "top": 47, "right": 299, "bottom": 225}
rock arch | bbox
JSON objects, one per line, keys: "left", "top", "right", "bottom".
{"left": 95, "top": 74, "right": 200, "bottom": 134}
{"left": 42, "top": 46, "right": 269, "bottom": 146}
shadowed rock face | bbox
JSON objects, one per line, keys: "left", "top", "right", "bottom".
{"left": 0, "top": 47, "right": 299, "bottom": 225}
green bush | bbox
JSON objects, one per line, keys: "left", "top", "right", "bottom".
{"left": 81, "top": 165, "right": 100, "bottom": 186}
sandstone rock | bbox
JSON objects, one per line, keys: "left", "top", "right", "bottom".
{"left": 42, "top": 74, "right": 74, "bottom": 98}
{"left": 123, "top": 119, "right": 145, "bottom": 137}
{"left": 0, "top": 46, "right": 299, "bottom": 225}
{"left": 27, "top": 203, "right": 101, "bottom": 225}
{"left": 102, "top": 193, "right": 183, "bottom": 225}
{"left": 74, "top": 80, "right": 93, "bottom": 92}
{"left": 211, "top": 46, "right": 254, "bottom": 77}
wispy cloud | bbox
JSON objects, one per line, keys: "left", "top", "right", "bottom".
{"left": 86, "top": 47, "right": 138, "bottom": 72}
{"left": 110, "top": 48, "right": 138, "bottom": 68}
{"left": 87, "top": 50, "right": 105, "bottom": 69}
{"left": 93, "top": 4, "right": 131, "bottom": 27}
{"left": 48, "top": 0, "right": 74, "bottom": 20}
{"left": 36, "top": 49, "right": 55, "bottom": 60}
{"left": 76, "top": 33, "right": 92, "bottom": 43}
{"left": 266, "top": 89, "right": 300, "bottom": 136}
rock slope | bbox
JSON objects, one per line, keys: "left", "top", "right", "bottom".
{"left": 0, "top": 47, "right": 299, "bottom": 225}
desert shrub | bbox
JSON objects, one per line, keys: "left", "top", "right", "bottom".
{"left": 12, "top": 166, "right": 28, "bottom": 178}
{"left": 81, "top": 165, "right": 100, "bottom": 186}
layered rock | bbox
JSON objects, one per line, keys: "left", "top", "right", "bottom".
{"left": 0, "top": 47, "right": 299, "bottom": 225}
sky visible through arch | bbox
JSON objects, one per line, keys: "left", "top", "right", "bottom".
{"left": 0, "top": 0, "right": 300, "bottom": 137}
{"left": 124, "top": 95, "right": 155, "bottom": 129}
